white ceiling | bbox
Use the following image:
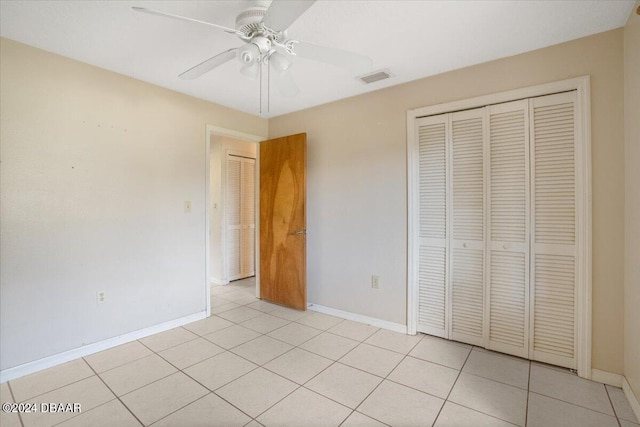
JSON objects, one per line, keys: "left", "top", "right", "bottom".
{"left": 0, "top": 0, "right": 634, "bottom": 118}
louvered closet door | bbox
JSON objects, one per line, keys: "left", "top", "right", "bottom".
{"left": 530, "top": 92, "right": 578, "bottom": 369}
{"left": 416, "top": 115, "right": 449, "bottom": 337}
{"left": 226, "top": 156, "right": 242, "bottom": 281}
{"left": 486, "top": 100, "right": 530, "bottom": 358}
{"left": 449, "top": 109, "right": 485, "bottom": 346}
{"left": 241, "top": 159, "right": 256, "bottom": 277}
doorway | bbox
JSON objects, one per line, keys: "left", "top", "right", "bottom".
{"left": 205, "top": 125, "right": 265, "bottom": 316}
{"left": 225, "top": 154, "right": 256, "bottom": 282}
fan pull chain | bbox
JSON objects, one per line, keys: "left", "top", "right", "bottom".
{"left": 259, "top": 63, "right": 263, "bottom": 115}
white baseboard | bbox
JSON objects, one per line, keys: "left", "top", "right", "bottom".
{"left": 591, "top": 369, "right": 623, "bottom": 387}
{"left": 308, "top": 303, "right": 407, "bottom": 334}
{"left": 0, "top": 311, "right": 207, "bottom": 384}
{"left": 623, "top": 377, "right": 640, "bottom": 423}
{"left": 210, "top": 277, "right": 228, "bottom": 285}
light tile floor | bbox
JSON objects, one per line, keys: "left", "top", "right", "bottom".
{"left": 2, "top": 277, "right": 638, "bottom": 427}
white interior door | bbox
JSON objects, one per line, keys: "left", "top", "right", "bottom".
{"left": 416, "top": 114, "right": 449, "bottom": 337}
{"left": 486, "top": 100, "right": 531, "bottom": 358}
{"left": 226, "top": 155, "right": 255, "bottom": 281}
{"left": 449, "top": 109, "right": 486, "bottom": 346}
{"left": 409, "top": 81, "right": 589, "bottom": 376}
{"left": 529, "top": 92, "right": 578, "bottom": 369}
{"left": 241, "top": 158, "right": 256, "bottom": 278}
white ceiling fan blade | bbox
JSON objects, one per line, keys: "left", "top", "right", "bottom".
{"left": 273, "top": 71, "right": 300, "bottom": 97}
{"left": 132, "top": 7, "right": 241, "bottom": 35}
{"left": 295, "top": 41, "right": 373, "bottom": 75}
{"left": 263, "top": 0, "right": 316, "bottom": 31}
{"left": 179, "top": 49, "right": 237, "bottom": 80}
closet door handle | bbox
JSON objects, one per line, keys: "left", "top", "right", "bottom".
{"left": 503, "top": 244, "right": 510, "bottom": 249}
{"left": 463, "top": 243, "right": 468, "bottom": 248}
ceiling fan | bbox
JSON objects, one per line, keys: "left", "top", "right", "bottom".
{"left": 133, "top": 0, "right": 373, "bottom": 112}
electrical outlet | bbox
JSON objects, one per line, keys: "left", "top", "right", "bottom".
{"left": 184, "top": 201, "right": 192, "bottom": 213}
{"left": 96, "top": 291, "right": 106, "bottom": 305}
{"left": 371, "top": 275, "right": 380, "bottom": 289}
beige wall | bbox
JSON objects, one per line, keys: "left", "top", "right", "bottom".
{"left": 0, "top": 38, "right": 267, "bottom": 371}
{"left": 624, "top": 2, "right": 640, "bottom": 401}
{"left": 270, "top": 29, "right": 626, "bottom": 374}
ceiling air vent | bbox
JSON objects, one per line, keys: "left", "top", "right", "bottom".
{"left": 357, "top": 69, "right": 392, "bottom": 84}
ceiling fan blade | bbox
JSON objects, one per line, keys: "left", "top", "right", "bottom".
{"left": 295, "top": 41, "right": 373, "bottom": 75}
{"left": 132, "top": 7, "right": 241, "bottom": 35}
{"left": 263, "top": 0, "right": 316, "bottom": 31}
{"left": 179, "top": 48, "right": 238, "bottom": 80}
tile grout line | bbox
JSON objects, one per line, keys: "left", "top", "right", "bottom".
{"left": 49, "top": 398, "right": 121, "bottom": 427}
{"left": 83, "top": 357, "right": 145, "bottom": 427}
{"left": 137, "top": 335, "right": 259, "bottom": 424}
{"left": 430, "top": 343, "right": 474, "bottom": 426}
{"left": 525, "top": 360, "right": 532, "bottom": 427}
{"left": 527, "top": 389, "right": 622, "bottom": 418}
{"left": 440, "top": 346, "right": 534, "bottom": 427}
{"left": 166, "top": 297, "right": 359, "bottom": 425}
{"left": 265, "top": 325, "right": 390, "bottom": 426}
{"left": 140, "top": 326, "right": 210, "bottom": 354}
{"left": 604, "top": 384, "right": 623, "bottom": 427}
{"left": 6, "top": 381, "right": 26, "bottom": 427}
{"left": 226, "top": 305, "right": 325, "bottom": 422}
{"left": 244, "top": 322, "right": 364, "bottom": 424}
{"left": 345, "top": 335, "right": 426, "bottom": 426}
{"left": 8, "top": 369, "right": 94, "bottom": 405}
{"left": 97, "top": 351, "right": 179, "bottom": 397}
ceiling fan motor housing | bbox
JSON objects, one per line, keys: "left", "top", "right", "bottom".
{"left": 235, "top": 6, "right": 267, "bottom": 35}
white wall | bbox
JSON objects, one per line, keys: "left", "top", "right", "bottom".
{"left": 209, "top": 136, "right": 257, "bottom": 284}
{"left": 0, "top": 38, "right": 267, "bottom": 372}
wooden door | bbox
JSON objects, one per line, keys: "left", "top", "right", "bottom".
{"left": 259, "top": 133, "right": 306, "bottom": 310}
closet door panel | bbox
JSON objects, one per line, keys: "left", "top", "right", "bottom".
{"left": 450, "top": 109, "right": 485, "bottom": 346}
{"left": 226, "top": 157, "right": 242, "bottom": 281}
{"left": 530, "top": 92, "right": 578, "bottom": 369}
{"left": 486, "top": 100, "right": 530, "bottom": 358}
{"left": 416, "top": 115, "right": 449, "bottom": 337}
{"left": 241, "top": 159, "right": 256, "bottom": 277}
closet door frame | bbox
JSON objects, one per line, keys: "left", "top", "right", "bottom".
{"left": 407, "top": 76, "right": 592, "bottom": 379}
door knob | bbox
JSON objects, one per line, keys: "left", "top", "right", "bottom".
{"left": 463, "top": 243, "right": 468, "bottom": 248}
{"left": 290, "top": 229, "right": 307, "bottom": 236}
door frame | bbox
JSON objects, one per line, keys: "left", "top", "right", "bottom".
{"left": 205, "top": 125, "right": 266, "bottom": 317}
{"left": 406, "top": 76, "right": 592, "bottom": 378}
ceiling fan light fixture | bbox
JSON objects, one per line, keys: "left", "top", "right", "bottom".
{"left": 237, "top": 43, "right": 260, "bottom": 64}
{"left": 269, "top": 51, "right": 292, "bottom": 75}
{"left": 240, "top": 61, "right": 260, "bottom": 80}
